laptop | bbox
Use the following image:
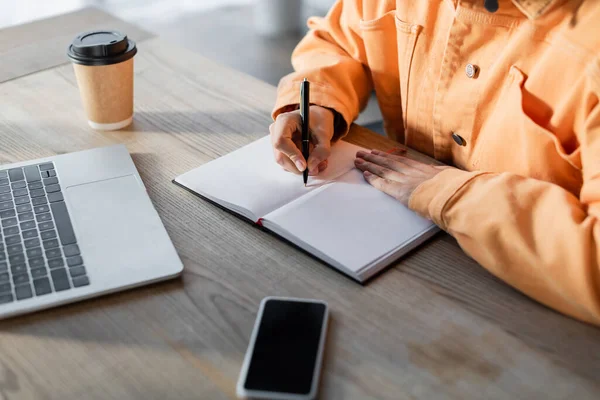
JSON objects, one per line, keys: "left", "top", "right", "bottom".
{"left": 0, "top": 145, "right": 183, "bottom": 319}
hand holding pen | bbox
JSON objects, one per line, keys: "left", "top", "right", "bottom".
{"left": 269, "top": 83, "right": 335, "bottom": 180}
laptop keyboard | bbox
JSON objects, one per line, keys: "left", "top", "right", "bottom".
{"left": 0, "top": 162, "right": 90, "bottom": 305}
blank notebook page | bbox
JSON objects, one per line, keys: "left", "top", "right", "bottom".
{"left": 175, "top": 136, "right": 363, "bottom": 220}
{"left": 263, "top": 168, "right": 434, "bottom": 273}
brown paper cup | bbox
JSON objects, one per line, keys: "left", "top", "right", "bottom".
{"left": 73, "top": 58, "right": 134, "bottom": 131}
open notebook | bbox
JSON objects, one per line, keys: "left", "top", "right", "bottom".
{"left": 173, "top": 136, "right": 438, "bottom": 282}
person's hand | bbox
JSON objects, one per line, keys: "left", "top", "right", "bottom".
{"left": 269, "top": 105, "right": 335, "bottom": 175}
{"left": 354, "top": 149, "right": 451, "bottom": 206}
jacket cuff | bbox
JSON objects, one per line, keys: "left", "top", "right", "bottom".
{"left": 408, "top": 168, "right": 490, "bottom": 230}
{"left": 272, "top": 79, "right": 354, "bottom": 139}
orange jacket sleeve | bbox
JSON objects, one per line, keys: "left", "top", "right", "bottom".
{"left": 409, "top": 73, "right": 600, "bottom": 325}
{"left": 272, "top": 0, "right": 372, "bottom": 136}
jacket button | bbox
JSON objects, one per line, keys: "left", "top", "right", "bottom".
{"left": 452, "top": 133, "right": 466, "bottom": 146}
{"left": 465, "top": 63, "right": 479, "bottom": 78}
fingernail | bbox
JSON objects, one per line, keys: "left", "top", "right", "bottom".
{"left": 371, "top": 150, "right": 381, "bottom": 155}
{"left": 356, "top": 151, "right": 366, "bottom": 157}
{"left": 355, "top": 158, "right": 364, "bottom": 164}
{"left": 364, "top": 171, "right": 372, "bottom": 177}
{"left": 295, "top": 160, "right": 305, "bottom": 171}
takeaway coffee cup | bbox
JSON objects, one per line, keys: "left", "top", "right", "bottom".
{"left": 67, "top": 30, "right": 137, "bottom": 131}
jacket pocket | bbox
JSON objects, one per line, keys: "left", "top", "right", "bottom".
{"left": 472, "top": 66, "right": 582, "bottom": 194}
{"left": 359, "top": 11, "right": 422, "bottom": 142}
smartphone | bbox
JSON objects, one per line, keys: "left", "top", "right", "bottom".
{"left": 236, "top": 297, "right": 329, "bottom": 400}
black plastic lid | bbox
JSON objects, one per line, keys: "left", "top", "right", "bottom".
{"left": 67, "top": 30, "right": 137, "bottom": 66}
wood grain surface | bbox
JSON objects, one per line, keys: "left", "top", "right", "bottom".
{"left": 0, "top": 10, "right": 599, "bottom": 400}
{"left": 0, "top": 7, "right": 153, "bottom": 83}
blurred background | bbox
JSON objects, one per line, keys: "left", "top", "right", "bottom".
{"left": 0, "top": 0, "right": 382, "bottom": 128}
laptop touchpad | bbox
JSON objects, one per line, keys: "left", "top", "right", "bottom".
{"left": 66, "top": 175, "right": 163, "bottom": 270}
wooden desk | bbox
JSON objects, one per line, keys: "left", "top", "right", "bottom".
{"left": 1, "top": 8, "right": 599, "bottom": 400}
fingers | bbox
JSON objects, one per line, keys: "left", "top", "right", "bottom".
{"left": 370, "top": 149, "right": 430, "bottom": 171}
{"left": 307, "top": 141, "right": 331, "bottom": 173}
{"left": 363, "top": 171, "right": 399, "bottom": 198}
{"left": 270, "top": 106, "right": 335, "bottom": 176}
{"left": 354, "top": 156, "right": 404, "bottom": 181}
{"left": 274, "top": 150, "right": 303, "bottom": 174}
{"left": 309, "top": 159, "right": 328, "bottom": 176}
{"left": 356, "top": 150, "right": 404, "bottom": 172}
{"left": 270, "top": 114, "right": 306, "bottom": 173}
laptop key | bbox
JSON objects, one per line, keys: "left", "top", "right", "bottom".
{"left": 16, "top": 204, "right": 32, "bottom": 213}
{"left": 11, "top": 263, "right": 27, "bottom": 274}
{"left": 0, "top": 193, "right": 12, "bottom": 202}
{"left": 33, "top": 277, "right": 52, "bottom": 296}
{"left": 63, "top": 244, "right": 80, "bottom": 257}
{"left": 72, "top": 275, "right": 89, "bottom": 288}
{"left": 28, "top": 181, "right": 43, "bottom": 190}
{"left": 40, "top": 230, "right": 56, "bottom": 240}
{"left": 51, "top": 269, "right": 70, "bottom": 291}
{"left": 36, "top": 213, "right": 52, "bottom": 223}
{"left": 39, "top": 163, "right": 54, "bottom": 171}
{"left": 11, "top": 181, "right": 26, "bottom": 189}
{"left": 0, "top": 262, "right": 7, "bottom": 272}
{"left": 0, "top": 293, "right": 13, "bottom": 304}
{"left": 0, "top": 253, "right": 5, "bottom": 262}
{"left": 66, "top": 256, "right": 83, "bottom": 267}
{"left": 2, "top": 217, "right": 17, "bottom": 227}
{"left": 24, "top": 238, "right": 40, "bottom": 249}
{"left": 29, "top": 257, "right": 45, "bottom": 269}
{"left": 5, "top": 235, "right": 21, "bottom": 245}
{"left": 0, "top": 186, "right": 9, "bottom": 194}
{"left": 0, "top": 170, "right": 6, "bottom": 178}
{"left": 26, "top": 247, "right": 43, "bottom": 258}
{"left": 43, "top": 239, "right": 59, "bottom": 249}
{"left": 50, "top": 201, "right": 76, "bottom": 245}
{"left": 0, "top": 209, "right": 16, "bottom": 219}
{"left": 7, "top": 244, "right": 23, "bottom": 255}
{"left": 0, "top": 282, "right": 10, "bottom": 293}
{"left": 13, "top": 188, "right": 28, "bottom": 197}
{"left": 8, "top": 168, "right": 24, "bottom": 182}
{"left": 45, "top": 184, "right": 61, "bottom": 193}
{"left": 32, "top": 197, "right": 47, "bottom": 206}
{"left": 31, "top": 267, "right": 47, "bottom": 278}
{"left": 14, "top": 196, "right": 30, "bottom": 205}
{"left": 0, "top": 178, "right": 8, "bottom": 186}
{"left": 18, "top": 212, "right": 34, "bottom": 222}
{"left": 12, "top": 273, "right": 29, "bottom": 285}
{"left": 3, "top": 226, "right": 19, "bottom": 236}
{"left": 45, "top": 248, "right": 61, "bottom": 259}
{"left": 48, "top": 192, "right": 64, "bottom": 203}
{"left": 38, "top": 221, "right": 54, "bottom": 231}
{"left": 69, "top": 265, "right": 86, "bottom": 277}
{"left": 0, "top": 201, "right": 13, "bottom": 211}
{"left": 43, "top": 177, "right": 58, "bottom": 186}
{"left": 48, "top": 258, "right": 64, "bottom": 269}
{"left": 30, "top": 189, "right": 45, "bottom": 198}
{"left": 20, "top": 220, "right": 35, "bottom": 231}
{"left": 15, "top": 284, "right": 33, "bottom": 300}
{"left": 9, "top": 253, "right": 25, "bottom": 264}
{"left": 22, "top": 229, "right": 38, "bottom": 239}
{"left": 34, "top": 204, "right": 49, "bottom": 214}
{"left": 24, "top": 165, "right": 41, "bottom": 182}
{"left": 0, "top": 272, "right": 9, "bottom": 282}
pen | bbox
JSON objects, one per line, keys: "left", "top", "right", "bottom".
{"left": 301, "top": 78, "right": 310, "bottom": 187}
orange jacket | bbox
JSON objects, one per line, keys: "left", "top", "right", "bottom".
{"left": 273, "top": 0, "right": 600, "bottom": 325}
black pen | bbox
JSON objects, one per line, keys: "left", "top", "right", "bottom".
{"left": 300, "top": 78, "right": 310, "bottom": 186}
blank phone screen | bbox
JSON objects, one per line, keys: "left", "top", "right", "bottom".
{"left": 244, "top": 299, "right": 327, "bottom": 395}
